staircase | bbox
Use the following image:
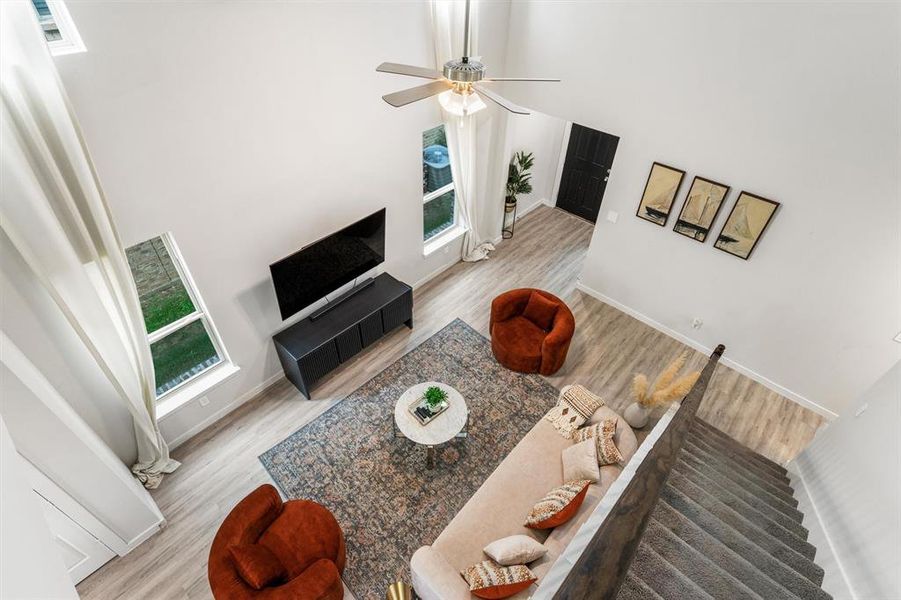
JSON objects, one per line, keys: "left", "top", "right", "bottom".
{"left": 617, "top": 418, "right": 831, "bottom": 600}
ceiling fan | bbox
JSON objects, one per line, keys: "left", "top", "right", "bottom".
{"left": 376, "top": 0, "right": 559, "bottom": 116}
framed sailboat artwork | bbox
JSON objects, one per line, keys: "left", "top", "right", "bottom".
{"left": 673, "top": 176, "right": 731, "bottom": 243}
{"left": 714, "top": 191, "right": 780, "bottom": 260}
{"left": 636, "top": 162, "right": 685, "bottom": 226}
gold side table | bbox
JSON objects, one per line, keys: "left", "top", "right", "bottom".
{"left": 386, "top": 580, "right": 413, "bottom": 600}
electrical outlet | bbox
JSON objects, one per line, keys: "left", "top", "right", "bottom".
{"left": 691, "top": 317, "right": 703, "bottom": 329}
{"left": 198, "top": 396, "right": 210, "bottom": 407}
{"left": 606, "top": 210, "right": 619, "bottom": 223}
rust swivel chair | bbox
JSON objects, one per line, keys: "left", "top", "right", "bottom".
{"left": 208, "top": 484, "right": 345, "bottom": 600}
{"left": 490, "top": 288, "right": 575, "bottom": 376}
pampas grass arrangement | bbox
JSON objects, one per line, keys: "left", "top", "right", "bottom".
{"left": 631, "top": 352, "right": 701, "bottom": 408}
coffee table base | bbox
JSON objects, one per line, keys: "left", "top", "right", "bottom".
{"left": 393, "top": 413, "right": 469, "bottom": 470}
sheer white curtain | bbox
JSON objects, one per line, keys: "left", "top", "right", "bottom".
{"left": 0, "top": 2, "right": 178, "bottom": 488}
{"left": 431, "top": 0, "right": 508, "bottom": 261}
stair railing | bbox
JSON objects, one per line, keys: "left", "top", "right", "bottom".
{"left": 551, "top": 344, "right": 726, "bottom": 600}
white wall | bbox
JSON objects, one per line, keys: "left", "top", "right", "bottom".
{"left": 501, "top": 2, "right": 901, "bottom": 416}
{"left": 0, "top": 335, "right": 165, "bottom": 547}
{"left": 52, "top": 1, "right": 511, "bottom": 444}
{"left": 503, "top": 111, "right": 566, "bottom": 216}
{"left": 791, "top": 362, "right": 901, "bottom": 599}
{"left": 0, "top": 416, "right": 78, "bottom": 600}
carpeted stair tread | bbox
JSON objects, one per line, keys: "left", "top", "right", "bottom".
{"left": 666, "top": 470, "right": 822, "bottom": 579}
{"left": 641, "top": 518, "right": 760, "bottom": 600}
{"left": 654, "top": 494, "right": 828, "bottom": 598}
{"left": 629, "top": 543, "right": 715, "bottom": 599}
{"left": 682, "top": 438, "right": 799, "bottom": 509}
{"left": 618, "top": 573, "right": 665, "bottom": 600}
{"left": 679, "top": 448, "right": 804, "bottom": 522}
{"left": 674, "top": 458, "right": 809, "bottom": 539}
{"left": 669, "top": 464, "right": 816, "bottom": 560}
{"left": 693, "top": 419, "right": 789, "bottom": 479}
{"left": 692, "top": 421, "right": 791, "bottom": 484}
{"left": 687, "top": 428, "right": 794, "bottom": 490}
{"left": 683, "top": 435, "right": 797, "bottom": 506}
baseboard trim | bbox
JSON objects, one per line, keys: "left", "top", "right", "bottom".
{"left": 168, "top": 371, "right": 286, "bottom": 450}
{"left": 412, "top": 256, "right": 460, "bottom": 290}
{"left": 492, "top": 198, "right": 553, "bottom": 244}
{"left": 788, "top": 463, "right": 856, "bottom": 599}
{"left": 575, "top": 281, "right": 838, "bottom": 420}
{"left": 122, "top": 522, "right": 163, "bottom": 556}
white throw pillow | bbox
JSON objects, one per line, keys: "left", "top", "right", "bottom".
{"left": 562, "top": 438, "right": 601, "bottom": 482}
{"left": 483, "top": 535, "right": 548, "bottom": 566}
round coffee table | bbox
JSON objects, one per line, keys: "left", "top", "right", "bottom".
{"left": 393, "top": 382, "right": 468, "bottom": 469}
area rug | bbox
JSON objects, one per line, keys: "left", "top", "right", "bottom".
{"left": 259, "top": 318, "right": 560, "bottom": 600}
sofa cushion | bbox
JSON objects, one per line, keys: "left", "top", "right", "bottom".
{"left": 574, "top": 418, "right": 624, "bottom": 465}
{"left": 229, "top": 543, "right": 286, "bottom": 590}
{"left": 522, "top": 292, "right": 559, "bottom": 331}
{"left": 524, "top": 480, "right": 591, "bottom": 529}
{"left": 461, "top": 561, "right": 537, "bottom": 599}
{"left": 483, "top": 535, "right": 547, "bottom": 566}
{"left": 562, "top": 438, "right": 600, "bottom": 482}
{"left": 432, "top": 419, "right": 571, "bottom": 571}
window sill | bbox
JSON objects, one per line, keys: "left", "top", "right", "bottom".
{"left": 156, "top": 362, "right": 241, "bottom": 420}
{"left": 423, "top": 225, "right": 467, "bottom": 257}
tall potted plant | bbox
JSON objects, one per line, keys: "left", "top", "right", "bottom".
{"left": 503, "top": 151, "right": 534, "bottom": 239}
{"left": 506, "top": 151, "right": 534, "bottom": 208}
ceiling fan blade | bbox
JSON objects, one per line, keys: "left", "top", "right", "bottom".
{"left": 382, "top": 80, "right": 453, "bottom": 108}
{"left": 482, "top": 77, "right": 561, "bottom": 82}
{"left": 376, "top": 62, "right": 442, "bottom": 80}
{"left": 473, "top": 84, "right": 530, "bottom": 115}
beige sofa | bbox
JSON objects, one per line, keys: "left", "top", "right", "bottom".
{"left": 410, "top": 402, "right": 638, "bottom": 599}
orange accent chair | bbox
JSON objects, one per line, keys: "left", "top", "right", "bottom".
{"left": 208, "top": 484, "right": 345, "bottom": 600}
{"left": 490, "top": 288, "right": 575, "bottom": 376}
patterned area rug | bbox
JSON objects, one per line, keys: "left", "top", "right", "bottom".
{"left": 259, "top": 319, "right": 559, "bottom": 600}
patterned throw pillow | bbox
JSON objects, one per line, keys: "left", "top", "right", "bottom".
{"left": 574, "top": 418, "right": 624, "bottom": 465}
{"left": 544, "top": 385, "right": 604, "bottom": 438}
{"left": 461, "top": 560, "right": 537, "bottom": 599}
{"left": 524, "top": 480, "right": 591, "bottom": 529}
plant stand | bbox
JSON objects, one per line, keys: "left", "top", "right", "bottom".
{"left": 502, "top": 201, "right": 518, "bottom": 239}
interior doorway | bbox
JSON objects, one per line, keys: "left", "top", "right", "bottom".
{"left": 555, "top": 123, "right": 620, "bottom": 223}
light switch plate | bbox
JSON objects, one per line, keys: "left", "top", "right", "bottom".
{"left": 606, "top": 210, "right": 619, "bottom": 223}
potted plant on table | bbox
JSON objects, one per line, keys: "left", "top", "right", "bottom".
{"left": 503, "top": 151, "right": 534, "bottom": 239}
{"left": 625, "top": 352, "right": 701, "bottom": 428}
{"left": 423, "top": 385, "right": 448, "bottom": 414}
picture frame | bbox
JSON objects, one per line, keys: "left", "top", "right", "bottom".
{"left": 713, "top": 191, "right": 780, "bottom": 260}
{"left": 636, "top": 162, "right": 686, "bottom": 226}
{"left": 673, "top": 176, "right": 731, "bottom": 243}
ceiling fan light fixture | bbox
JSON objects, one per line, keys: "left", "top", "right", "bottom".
{"left": 438, "top": 89, "right": 486, "bottom": 117}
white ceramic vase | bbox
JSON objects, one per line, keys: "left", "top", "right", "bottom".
{"left": 624, "top": 402, "right": 651, "bottom": 429}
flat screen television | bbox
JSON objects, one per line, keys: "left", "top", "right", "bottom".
{"left": 269, "top": 208, "right": 386, "bottom": 320}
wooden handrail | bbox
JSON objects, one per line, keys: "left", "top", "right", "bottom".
{"left": 552, "top": 344, "right": 726, "bottom": 600}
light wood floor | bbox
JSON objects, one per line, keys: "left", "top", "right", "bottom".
{"left": 77, "top": 205, "right": 824, "bottom": 599}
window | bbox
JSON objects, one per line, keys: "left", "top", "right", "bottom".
{"left": 125, "top": 235, "right": 228, "bottom": 399}
{"left": 422, "top": 124, "right": 457, "bottom": 242}
{"left": 30, "top": 0, "right": 85, "bottom": 56}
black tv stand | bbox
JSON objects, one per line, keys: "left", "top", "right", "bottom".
{"left": 273, "top": 273, "right": 412, "bottom": 398}
{"left": 309, "top": 277, "right": 376, "bottom": 321}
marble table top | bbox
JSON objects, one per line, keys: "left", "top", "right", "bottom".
{"left": 394, "top": 382, "right": 467, "bottom": 446}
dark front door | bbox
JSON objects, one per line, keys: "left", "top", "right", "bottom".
{"left": 556, "top": 123, "right": 619, "bottom": 223}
